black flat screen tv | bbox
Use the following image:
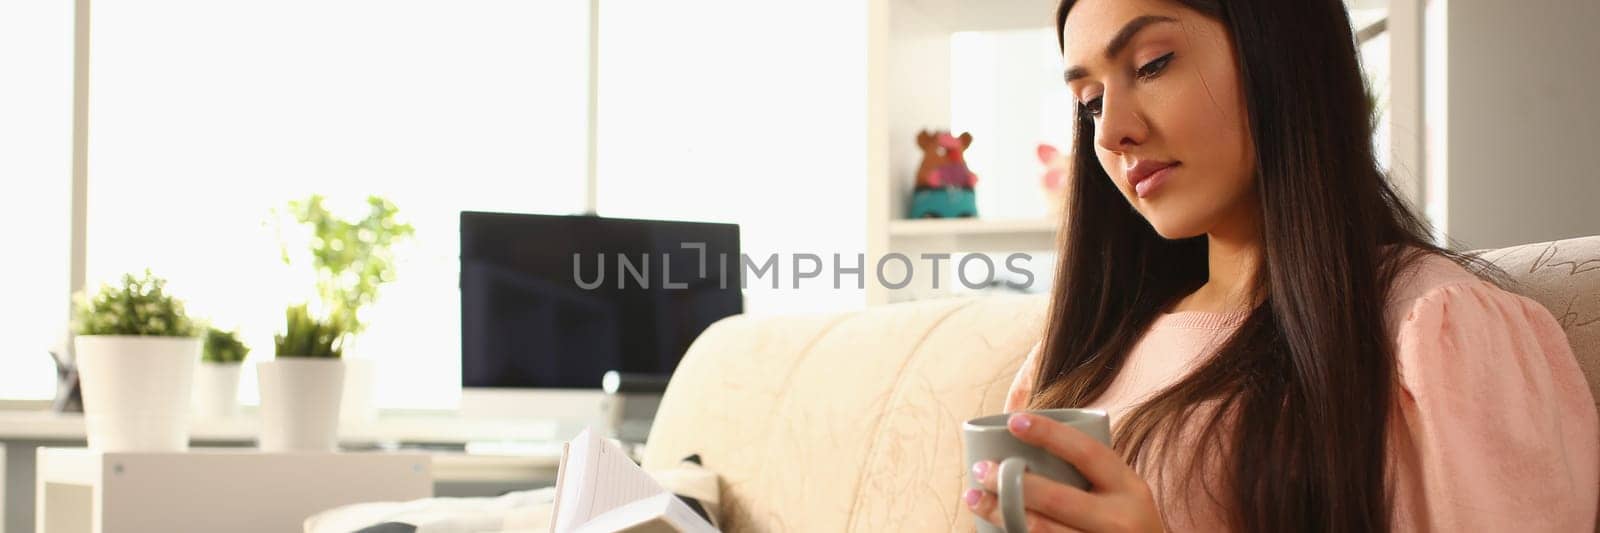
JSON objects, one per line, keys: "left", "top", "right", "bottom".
{"left": 460, "top": 211, "right": 742, "bottom": 389}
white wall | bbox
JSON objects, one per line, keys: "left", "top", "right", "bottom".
{"left": 1429, "top": 0, "right": 1600, "bottom": 249}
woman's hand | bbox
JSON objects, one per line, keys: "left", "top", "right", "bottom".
{"left": 964, "top": 413, "right": 1165, "bottom": 533}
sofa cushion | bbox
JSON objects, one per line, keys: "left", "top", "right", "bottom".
{"left": 642, "top": 296, "right": 1047, "bottom": 531}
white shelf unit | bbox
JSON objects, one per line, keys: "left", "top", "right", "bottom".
{"left": 888, "top": 217, "right": 1060, "bottom": 260}
{"left": 889, "top": 217, "right": 1058, "bottom": 238}
{"left": 866, "top": 0, "right": 1061, "bottom": 305}
{"left": 35, "top": 448, "right": 431, "bottom": 533}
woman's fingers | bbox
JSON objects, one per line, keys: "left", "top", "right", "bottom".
{"left": 966, "top": 488, "right": 1084, "bottom": 533}
{"left": 1007, "top": 413, "right": 1141, "bottom": 492}
{"left": 971, "top": 463, "right": 1117, "bottom": 532}
{"left": 965, "top": 414, "right": 1167, "bottom": 532}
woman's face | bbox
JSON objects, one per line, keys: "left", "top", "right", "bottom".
{"left": 1062, "top": 0, "right": 1256, "bottom": 239}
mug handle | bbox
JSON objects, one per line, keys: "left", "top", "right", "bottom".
{"left": 997, "top": 456, "right": 1031, "bottom": 533}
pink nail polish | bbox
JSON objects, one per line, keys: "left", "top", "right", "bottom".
{"left": 964, "top": 489, "right": 981, "bottom": 507}
{"left": 1009, "top": 414, "right": 1032, "bottom": 433}
{"left": 971, "top": 461, "right": 990, "bottom": 480}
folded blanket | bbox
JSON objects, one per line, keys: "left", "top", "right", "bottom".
{"left": 304, "top": 455, "right": 720, "bottom": 533}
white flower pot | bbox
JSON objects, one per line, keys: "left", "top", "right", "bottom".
{"left": 257, "top": 358, "right": 345, "bottom": 452}
{"left": 191, "top": 362, "right": 243, "bottom": 419}
{"left": 340, "top": 357, "right": 377, "bottom": 424}
{"left": 74, "top": 335, "right": 201, "bottom": 452}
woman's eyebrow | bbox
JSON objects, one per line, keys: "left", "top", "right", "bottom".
{"left": 1064, "top": 15, "right": 1180, "bottom": 83}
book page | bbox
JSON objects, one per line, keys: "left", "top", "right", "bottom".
{"left": 551, "top": 428, "right": 668, "bottom": 533}
{"left": 548, "top": 441, "right": 574, "bottom": 532}
{"left": 550, "top": 434, "right": 592, "bottom": 533}
{"left": 572, "top": 492, "right": 719, "bottom": 533}
{"left": 661, "top": 493, "right": 720, "bottom": 533}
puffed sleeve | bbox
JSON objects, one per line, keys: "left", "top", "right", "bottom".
{"left": 1389, "top": 282, "right": 1600, "bottom": 532}
{"left": 1004, "top": 342, "right": 1041, "bottom": 413}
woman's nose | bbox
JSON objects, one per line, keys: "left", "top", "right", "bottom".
{"left": 1094, "top": 90, "right": 1150, "bottom": 153}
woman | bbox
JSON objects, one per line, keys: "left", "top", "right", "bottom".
{"left": 961, "top": 0, "right": 1599, "bottom": 531}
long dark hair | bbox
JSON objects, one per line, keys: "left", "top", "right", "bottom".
{"left": 1030, "top": 1, "right": 1481, "bottom": 531}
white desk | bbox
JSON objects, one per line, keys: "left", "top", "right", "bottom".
{"left": 0, "top": 410, "right": 570, "bottom": 533}
{"left": 37, "top": 448, "right": 434, "bottom": 533}
{"left": 433, "top": 446, "right": 562, "bottom": 483}
{"left": 0, "top": 409, "right": 563, "bottom": 443}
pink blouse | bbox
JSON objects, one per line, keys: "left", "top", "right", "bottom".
{"left": 1005, "top": 253, "right": 1599, "bottom": 531}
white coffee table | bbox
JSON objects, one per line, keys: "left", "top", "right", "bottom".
{"left": 35, "top": 447, "right": 432, "bottom": 533}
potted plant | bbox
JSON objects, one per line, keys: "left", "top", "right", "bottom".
{"left": 279, "top": 194, "right": 414, "bottom": 423}
{"left": 192, "top": 327, "right": 249, "bottom": 419}
{"left": 72, "top": 271, "right": 202, "bottom": 452}
{"left": 257, "top": 304, "right": 349, "bottom": 452}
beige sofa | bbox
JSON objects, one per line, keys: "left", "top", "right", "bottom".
{"left": 641, "top": 236, "right": 1600, "bottom": 532}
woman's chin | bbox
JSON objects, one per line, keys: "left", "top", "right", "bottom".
{"left": 1143, "top": 215, "right": 1209, "bottom": 241}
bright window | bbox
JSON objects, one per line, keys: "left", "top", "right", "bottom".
{"left": 950, "top": 28, "right": 1075, "bottom": 222}
{"left": 594, "top": 1, "right": 867, "bottom": 314}
{"left": 1351, "top": 7, "right": 1393, "bottom": 174}
{"left": 0, "top": 0, "right": 73, "bottom": 400}
{"left": 85, "top": 0, "right": 589, "bottom": 408}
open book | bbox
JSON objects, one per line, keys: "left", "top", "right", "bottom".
{"left": 549, "top": 428, "right": 719, "bottom": 533}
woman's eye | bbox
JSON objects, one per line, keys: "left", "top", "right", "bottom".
{"left": 1136, "top": 52, "right": 1174, "bottom": 79}
{"left": 1082, "top": 96, "right": 1104, "bottom": 118}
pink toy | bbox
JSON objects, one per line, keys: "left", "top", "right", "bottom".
{"left": 1037, "top": 143, "right": 1068, "bottom": 191}
{"left": 916, "top": 130, "right": 978, "bottom": 189}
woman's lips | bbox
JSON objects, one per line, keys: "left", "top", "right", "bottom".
{"left": 1127, "top": 161, "right": 1179, "bottom": 198}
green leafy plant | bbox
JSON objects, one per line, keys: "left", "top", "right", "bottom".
{"left": 273, "top": 304, "right": 347, "bottom": 358}
{"left": 72, "top": 270, "right": 200, "bottom": 337}
{"left": 203, "top": 327, "right": 250, "bottom": 363}
{"left": 279, "top": 195, "right": 415, "bottom": 335}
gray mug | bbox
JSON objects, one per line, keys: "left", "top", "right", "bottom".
{"left": 962, "top": 408, "right": 1112, "bottom": 533}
